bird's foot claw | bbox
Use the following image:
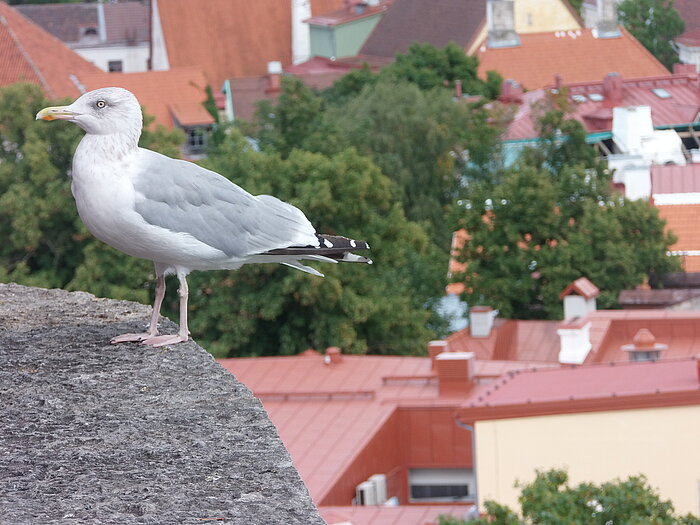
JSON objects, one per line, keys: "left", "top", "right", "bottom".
{"left": 111, "top": 332, "right": 155, "bottom": 344}
{"left": 140, "top": 334, "right": 189, "bottom": 347}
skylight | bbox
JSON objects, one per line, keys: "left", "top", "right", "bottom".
{"left": 651, "top": 88, "right": 671, "bottom": 99}
{"left": 588, "top": 93, "right": 604, "bottom": 102}
{"left": 571, "top": 94, "right": 587, "bottom": 103}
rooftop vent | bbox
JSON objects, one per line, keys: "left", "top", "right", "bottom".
{"left": 469, "top": 306, "right": 498, "bottom": 338}
{"left": 435, "top": 351, "right": 475, "bottom": 396}
{"left": 621, "top": 329, "right": 667, "bottom": 362}
{"left": 324, "top": 346, "right": 342, "bottom": 365}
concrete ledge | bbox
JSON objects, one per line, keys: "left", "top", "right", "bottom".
{"left": 0, "top": 284, "right": 324, "bottom": 525}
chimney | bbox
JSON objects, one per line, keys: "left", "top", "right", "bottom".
{"left": 557, "top": 317, "right": 592, "bottom": 364}
{"left": 469, "top": 306, "right": 498, "bottom": 338}
{"left": 266, "top": 61, "right": 282, "bottom": 93}
{"left": 603, "top": 73, "right": 623, "bottom": 106}
{"left": 499, "top": 79, "right": 523, "bottom": 104}
{"left": 325, "top": 346, "right": 342, "bottom": 364}
{"left": 487, "top": 0, "right": 520, "bottom": 49}
{"left": 428, "top": 340, "right": 449, "bottom": 370}
{"left": 435, "top": 351, "right": 475, "bottom": 396}
{"left": 596, "top": 0, "right": 621, "bottom": 38}
{"left": 620, "top": 329, "right": 667, "bottom": 362}
{"left": 560, "top": 278, "right": 599, "bottom": 321}
{"left": 291, "top": 0, "right": 311, "bottom": 64}
{"left": 673, "top": 63, "right": 697, "bottom": 76}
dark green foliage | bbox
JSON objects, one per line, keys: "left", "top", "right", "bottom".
{"left": 440, "top": 469, "right": 700, "bottom": 525}
{"left": 175, "top": 131, "right": 445, "bottom": 357}
{"left": 618, "top": 0, "right": 685, "bottom": 70}
{"left": 454, "top": 162, "right": 679, "bottom": 319}
{"left": 203, "top": 85, "right": 220, "bottom": 124}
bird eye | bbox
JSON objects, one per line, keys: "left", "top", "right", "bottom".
{"left": 96, "top": 100, "right": 106, "bottom": 109}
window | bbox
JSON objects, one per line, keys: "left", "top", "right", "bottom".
{"left": 185, "top": 126, "right": 208, "bottom": 155}
{"left": 588, "top": 93, "right": 604, "bottom": 102}
{"left": 108, "top": 60, "right": 123, "bottom": 73}
{"left": 651, "top": 88, "right": 671, "bottom": 99}
{"left": 409, "top": 468, "right": 474, "bottom": 503}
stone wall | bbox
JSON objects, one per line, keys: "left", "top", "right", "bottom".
{"left": 0, "top": 283, "right": 325, "bottom": 525}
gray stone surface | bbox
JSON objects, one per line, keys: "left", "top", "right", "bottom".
{"left": 0, "top": 283, "right": 325, "bottom": 525}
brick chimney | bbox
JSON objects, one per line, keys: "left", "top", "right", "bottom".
{"left": 596, "top": 0, "right": 620, "bottom": 38}
{"left": 435, "top": 351, "right": 475, "bottom": 396}
{"left": 620, "top": 329, "right": 667, "bottom": 362}
{"left": 499, "top": 79, "right": 523, "bottom": 103}
{"left": 487, "top": 0, "right": 520, "bottom": 49}
{"left": 673, "top": 63, "right": 697, "bottom": 76}
{"left": 325, "top": 346, "right": 342, "bottom": 365}
{"left": 469, "top": 306, "right": 498, "bottom": 338}
{"left": 266, "top": 61, "right": 283, "bottom": 93}
{"left": 428, "top": 340, "right": 449, "bottom": 370}
{"left": 603, "top": 73, "right": 623, "bottom": 106}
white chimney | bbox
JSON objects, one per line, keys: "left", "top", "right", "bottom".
{"left": 291, "top": 0, "right": 312, "bottom": 65}
{"left": 596, "top": 0, "right": 621, "bottom": 38}
{"left": 560, "top": 278, "right": 599, "bottom": 321}
{"left": 469, "top": 306, "right": 498, "bottom": 338}
{"left": 486, "top": 0, "right": 520, "bottom": 48}
{"left": 558, "top": 318, "right": 592, "bottom": 364}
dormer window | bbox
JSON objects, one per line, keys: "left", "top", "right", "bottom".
{"left": 79, "top": 26, "right": 99, "bottom": 44}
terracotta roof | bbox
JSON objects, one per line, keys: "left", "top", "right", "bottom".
{"left": 619, "top": 288, "right": 700, "bottom": 308}
{"left": 675, "top": 0, "right": 700, "bottom": 47}
{"left": 76, "top": 67, "right": 214, "bottom": 129}
{"left": 560, "top": 277, "right": 600, "bottom": 299}
{"left": 652, "top": 164, "right": 700, "bottom": 195}
{"left": 477, "top": 27, "right": 669, "bottom": 91}
{"left": 655, "top": 204, "right": 700, "bottom": 272}
{"left": 458, "top": 357, "right": 700, "bottom": 422}
{"left": 360, "top": 0, "right": 486, "bottom": 58}
{"left": 504, "top": 69, "right": 700, "bottom": 141}
{"left": 15, "top": 1, "right": 149, "bottom": 47}
{"left": 0, "top": 2, "right": 102, "bottom": 99}
{"left": 157, "top": 0, "right": 345, "bottom": 89}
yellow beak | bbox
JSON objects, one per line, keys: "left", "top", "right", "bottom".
{"left": 35, "top": 106, "right": 78, "bottom": 121}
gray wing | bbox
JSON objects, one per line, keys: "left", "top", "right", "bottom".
{"left": 131, "top": 149, "right": 318, "bottom": 257}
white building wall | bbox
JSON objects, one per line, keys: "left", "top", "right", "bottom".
{"left": 75, "top": 44, "right": 150, "bottom": 73}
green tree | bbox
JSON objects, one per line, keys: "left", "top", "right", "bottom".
{"left": 453, "top": 163, "right": 679, "bottom": 319}
{"left": 618, "top": 0, "right": 684, "bottom": 70}
{"left": 440, "top": 469, "right": 700, "bottom": 525}
{"left": 174, "top": 130, "right": 445, "bottom": 357}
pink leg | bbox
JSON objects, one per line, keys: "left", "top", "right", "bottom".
{"left": 111, "top": 266, "right": 166, "bottom": 344}
{"left": 141, "top": 271, "right": 190, "bottom": 347}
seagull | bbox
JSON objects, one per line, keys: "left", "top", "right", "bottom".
{"left": 36, "top": 87, "right": 371, "bottom": 347}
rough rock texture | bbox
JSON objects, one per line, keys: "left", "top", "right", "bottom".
{"left": 0, "top": 283, "right": 325, "bottom": 525}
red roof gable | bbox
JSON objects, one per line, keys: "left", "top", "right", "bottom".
{"left": 0, "top": 2, "right": 102, "bottom": 99}
{"left": 157, "top": 0, "right": 345, "bottom": 90}
{"left": 477, "top": 27, "right": 669, "bottom": 91}
{"left": 560, "top": 277, "right": 600, "bottom": 300}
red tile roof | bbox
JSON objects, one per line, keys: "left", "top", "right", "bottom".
{"left": 0, "top": 2, "right": 102, "bottom": 99}
{"left": 476, "top": 27, "right": 669, "bottom": 91}
{"left": 652, "top": 164, "right": 700, "bottom": 195}
{"left": 458, "top": 358, "right": 700, "bottom": 422}
{"left": 504, "top": 69, "right": 700, "bottom": 141}
{"left": 306, "top": 1, "right": 391, "bottom": 27}
{"left": 76, "top": 67, "right": 214, "bottom": 129}
{"left": 360, "top": 0, "right": 486, "bottom": 58}
{"left": 157, "top": 0, "right": 345, "bottom": 90}
{"left": 655, "top": 204, "right": 700, "bottom": 272}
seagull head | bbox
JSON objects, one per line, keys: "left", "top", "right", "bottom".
{"left": 36, "top": 87, "right": 142, "bottom": 137}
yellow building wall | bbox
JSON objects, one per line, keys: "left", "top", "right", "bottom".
{"left": 475, "top": 405, "right": 700, "bottom": 516}
{"left": 467, "top": 0, "right": 582, "bottom": 55}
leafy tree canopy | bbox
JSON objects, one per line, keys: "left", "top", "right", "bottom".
{"left": 439, "top": 469, "right": 700, "bottom": 525}
{"left": 618, "top": 0, "right": 685, "bottom": 70}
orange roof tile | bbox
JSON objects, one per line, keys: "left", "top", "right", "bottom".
{"left": 76, "top": 67, "right": 214, "bottom": 129}
{"left": 0, "top": 2, "right": 102, "bottom": 99}
{"left": 476, "top": 27, "right": 669, "bottom": 90}
{"left": 656, "top": 204, "right": 700, "bottom": 253}
{"left": 157, "top": 0, "right": 345, "bottom": 90}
